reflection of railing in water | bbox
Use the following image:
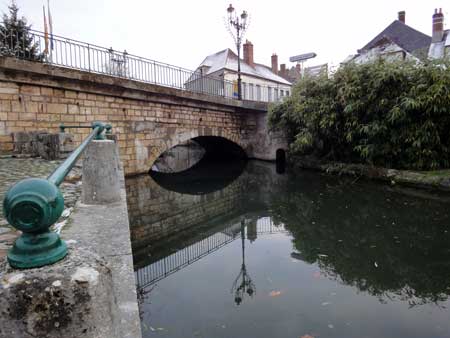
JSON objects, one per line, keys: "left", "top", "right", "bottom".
{"left": 136, "top": 229, "right": 239, "bottom": 290}
{"left": 254, "top": 216, "right": 286, "bottom": 234}
{"left": 135, "top": 217, "right": 287, "bottom": 290}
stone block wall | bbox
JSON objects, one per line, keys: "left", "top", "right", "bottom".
{"left": 12, "top": 131, "right": 74, "bottom": 159}
{"left": 0, "top": 81, "right": 250, "bottom": 174}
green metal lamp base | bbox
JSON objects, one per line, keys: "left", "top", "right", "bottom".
{"left": 7, "top": 232, "right": 68, "bottom": 269}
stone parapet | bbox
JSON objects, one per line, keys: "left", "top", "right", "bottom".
{"left": 0, "top": 57, "right": 286, "bottom": 175}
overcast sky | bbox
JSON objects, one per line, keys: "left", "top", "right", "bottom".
{"left": 4, "top": 0, "right": 449, "bottom": 71}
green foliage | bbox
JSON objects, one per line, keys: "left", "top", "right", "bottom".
{"left": 268, "top": 60, "right": 450, "bottom": 170}
{"left": 0, "top": 1, "right": 41, "bottom": 60}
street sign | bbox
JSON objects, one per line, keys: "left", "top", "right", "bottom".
{"left": 289, "top": 52, "right": 317, "bottom": 63}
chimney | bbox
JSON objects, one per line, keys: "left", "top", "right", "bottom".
{"left": 280, "top": 64, "right": 286, "bottom": 78}
{"left": 243, "top": 40, "right": 254, "bottom": 67}
{"left": 271, "top": 54, "right": 278, "bottom": 74}
{"left": 432, "top": 8, "right": 444, "bottom": 42}
{"left": 398, "top": 11, "right": 405, "bottom": 24}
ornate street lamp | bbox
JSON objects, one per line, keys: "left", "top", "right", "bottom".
{"left": 225, "top": 4, "right": 249, "bottom": 100}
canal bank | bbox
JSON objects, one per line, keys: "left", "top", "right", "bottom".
{"left": 289, "top": 156, "right": 450, "bottom": 192}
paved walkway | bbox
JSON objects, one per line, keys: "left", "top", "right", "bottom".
{"left": 0, "top": 156, "right": 82, "bottom": 259}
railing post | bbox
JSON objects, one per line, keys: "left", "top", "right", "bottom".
{"left": 3, "top": 122, "right": 109, "bottom": 269}
{"left": 200, "top": 69, "right": 204, "bottom": 94}
{"left": 87, "top": 43, "right": 91, "bottom": 72}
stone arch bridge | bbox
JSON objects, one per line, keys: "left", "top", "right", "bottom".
{"left": 0, "top": 58, "right": 286, "bottom": 175}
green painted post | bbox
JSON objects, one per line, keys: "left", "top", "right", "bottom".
{"left": 105, "top": 124, "right": 112, "bottom": 135}
{"left": 3, "top": 178, "right": 66, "bottom": 268}
{"left": 92, "top": 121, "right": 106, "bottom": 140}
{"left": 3, "top": 121, "right": 109, "bottom": 269}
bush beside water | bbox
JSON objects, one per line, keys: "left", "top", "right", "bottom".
{"left": 268, "top": 60, "right": 450, "bottom": 170}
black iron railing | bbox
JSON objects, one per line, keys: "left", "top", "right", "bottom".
{"left": 0, "top": 28, "right": 289, "bottom": 102}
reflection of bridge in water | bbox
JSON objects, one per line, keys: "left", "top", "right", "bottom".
{"left": 135, "top": 217, "right": 288, "bottom": 291}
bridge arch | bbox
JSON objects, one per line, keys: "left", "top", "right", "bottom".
{"left": 144, "top": 127, "right": 248, "bottom": 172}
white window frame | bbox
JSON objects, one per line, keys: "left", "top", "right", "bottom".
{"left": 256, "top": 85, "right": 261, "bottom": 101}
{"left": 249, "top": 83, "right": 254, "bottom": 100}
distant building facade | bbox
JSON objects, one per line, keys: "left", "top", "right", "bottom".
{"left": 277, "top": 62, "right": 328, "bottom": 84}
{"left": 344, "top": 9, "right": 449, "bottom": 64}
{"left": 188, "top": 41, "right": 292, "bottom": 102}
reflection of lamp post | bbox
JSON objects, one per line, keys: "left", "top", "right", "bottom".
{"left": 226, "top": 4, "right": 249, "bottom": 100}
{"left": 231, "top": 218, "right": 256, "bottom": 305}
{"left": 136, "top": 284, "right": 156, "bottom": 320}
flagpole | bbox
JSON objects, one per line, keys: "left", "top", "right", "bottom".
{"left": 47, "top": 0, "right": 53, "bottom": 63}
{"left": 43, "top": 5, "right": 49, "bottom": 61}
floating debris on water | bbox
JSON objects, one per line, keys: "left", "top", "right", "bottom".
{"left": 269, "top": 290, "right": 283, "bottom": 297}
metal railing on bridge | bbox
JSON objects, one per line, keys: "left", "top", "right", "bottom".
{"left": 0, "top": 28, "right": 284, "bottom": 103}
{"left": 135, "top": 217, "right": 287, "bottom": 290}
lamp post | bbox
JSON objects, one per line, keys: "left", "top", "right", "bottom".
{"left": 226, "top": 4, "right": 248, "bottom": 100}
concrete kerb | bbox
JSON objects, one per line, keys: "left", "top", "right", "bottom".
{"left": 63, "top": 140, "right": 142, "bottom": 338}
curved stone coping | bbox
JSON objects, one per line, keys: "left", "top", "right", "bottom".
{"left": 0, "top": 246, "right": 116, "bottom": 338}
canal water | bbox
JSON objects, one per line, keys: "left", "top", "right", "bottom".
{"left": 126, "top": 160, "right": 450, "bottom": 338}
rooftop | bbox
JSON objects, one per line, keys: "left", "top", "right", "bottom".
{"left": 198, "top": 49, "right": 292, "bottom": 86}
{"left": 358, "top": 20, "right": 432, "bottom": 58}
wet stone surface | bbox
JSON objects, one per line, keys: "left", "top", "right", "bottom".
{"left": 0, "top": 246, "right": 116, "bottom": 338}
{"left": 0, "top": 156, "right": 82, "bottom": 259}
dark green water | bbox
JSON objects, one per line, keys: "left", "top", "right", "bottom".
{"left": 126, "top": 161, "right": 450, "bottom": 338}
